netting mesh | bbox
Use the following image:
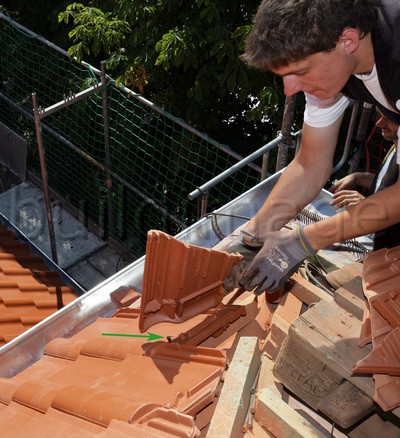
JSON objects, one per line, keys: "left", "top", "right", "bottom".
{"left": 0, "top": 16, "right": 262, "bottom": 256}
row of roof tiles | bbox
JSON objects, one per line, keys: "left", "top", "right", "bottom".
{"left": 0, "top": 223, "right": 78, "bottom": 346}
{"left": 0, "top": 230, "right": 247, "bottom": 436}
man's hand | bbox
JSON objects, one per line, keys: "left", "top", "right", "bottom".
{"left": 238, "top": 227, "right": 316, "bottom": 294}
{"left": 330, "top": 189, "right": 365, "bottom": 209}
{"left": 223, "top": 230, "right": 262, "bottom": 293}
{"left": 329, "top": 172, "right": 374, "bottom": 193}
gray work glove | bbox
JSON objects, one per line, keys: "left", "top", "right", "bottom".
{"left": 223, "top": 230, "right": 262, "bottom": 293}
{"left": 239, "top": 226, "right": 316, "bottom": 294}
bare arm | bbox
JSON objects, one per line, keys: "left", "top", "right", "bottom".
{"left": 244, "top": 118, "right": 343, "bottom": 235}
{"left": 305, "top": 166, "right": 400, "bottom": 249}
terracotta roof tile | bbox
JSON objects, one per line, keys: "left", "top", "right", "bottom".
{"left": 353, "top": 327, "right": 400, "bottom": 376}
{"left": 359, "top": 301, "right": 372, "bottom": 348}
{"left": 139, "top": 230, "right": 242, "bottom": 332}
{"left": 357, "top": 247, "right": 400, "bottom": 411}
{"left": 362, "top": 247, "right": 400, "bottom": 295}
{"left": 373, "top": 374, "right": 400, "bottom": 412}
{"left": 0, "top": 223, "right": 78, "bottom": 346}
{"left": 173, "top": 304, "right": 246, "bottom": 346}
{"left": 373, "top": 289, "right": 400, "bottom": 329}
{"left": 0, "top": 315, "right": 226, "bottom": 436}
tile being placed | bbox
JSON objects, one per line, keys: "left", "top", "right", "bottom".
{"left": 0, "top": 224, "right": 78, "bottom": 346}
{"left": 139, "top": 230, "right": 243, "bottom": 332}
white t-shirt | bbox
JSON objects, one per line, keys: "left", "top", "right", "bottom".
{"left": 303, "top": 64, "right": 400, "bottom": 163}
{"left": 374, "top": 147, "right": 396, "bottom": 193}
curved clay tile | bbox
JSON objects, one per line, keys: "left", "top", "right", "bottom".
{"left": 353, "top": 327, "right": 400, "bottom": 377}
{"left": 139, "top": 230, "right": 243, "bottom": 332}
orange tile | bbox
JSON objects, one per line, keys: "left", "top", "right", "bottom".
{"left": 110, "top": 287, "right": 141, "bottom": 307}
{"left": 173, "top": 305, "right": 246, "bottom": 346}
{"left": 0, "top": 307, "right": 227, "bottom": 436}
{"left": 373, "top": 289, "right": 400, "bottom": 329}
{"left": 359, "top": 301, "right": 372, "bottom": 348}
{"left": 0, "top": 228, "right": 275, "bottom": 436}
{"left": 139, "top": 230, "right": 242, "bottom": 332}
{"left": 373, "top": 374, "right": 400, "bottom": 412}
{"left": 0, "top": 222, "right": 78, "bottom": 345}
{"left": 353, "top": 327, "right": 400, "bottom": 376}
{"left": 362, "top": 247, "right": 400, "bottom": 297}
{"left": 361, "top": 247, "right": 400, "bottom": 411}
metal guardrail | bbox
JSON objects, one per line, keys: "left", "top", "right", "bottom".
{"left": 188, "top": 131, "right": 301, "bottom": 201}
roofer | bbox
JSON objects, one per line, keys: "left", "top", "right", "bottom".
{"left": 225, "top": 0, "right": 400, "bottom": 294}
{"left": 329, "top": 111, "right": 399, "bottom": 251}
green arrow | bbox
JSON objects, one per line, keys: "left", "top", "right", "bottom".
{"left": 102, "top": 332, "right": 164, "bottom": 341}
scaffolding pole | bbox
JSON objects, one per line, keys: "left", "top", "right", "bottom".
{"left": 101, "top": 62, "right": 113, "bottom": 237}
{"left": 32, "top": 93, "right": 63, "bottom": 309}
{"left": 275, "top": 95, "right": 297, "bottom": 172}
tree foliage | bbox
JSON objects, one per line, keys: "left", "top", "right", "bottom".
{"left": 57, "top": 0, "right": 299, "bottom": 155}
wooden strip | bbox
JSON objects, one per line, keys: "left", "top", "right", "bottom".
{"left": 334, "top": 276, "right": 364, "bottom": 320}
{"left": 257, "top": 354, "right": 283, "bottom": 398}
{"left": 207, "top": 337, "right": 261, "bottom": 438}
{"left": 289, "top": 273, "right": 333, "bottom": 306}
{"left": 255, "top": 388, "right": 326, "bottom": 438}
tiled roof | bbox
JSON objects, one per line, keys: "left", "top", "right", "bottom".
{"left": 0, "top": 223, "right": 78, "bottom": 347}
{"left": 0, "top": 230, "right": 248, "bottom": 437}
{"left": 0, "top": 300, "right": 231, "bottom": 436}
{"left": 2, "top": 227, "right": 399, "bottom": 435}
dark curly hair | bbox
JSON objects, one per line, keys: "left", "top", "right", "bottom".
{"left": 241, "top": 0, "right": 379, "bottom": 70}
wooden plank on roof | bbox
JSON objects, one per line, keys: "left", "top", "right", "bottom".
{"left": 255, "top": 388, "right": 326, "bottom": 438}
{"left": 207, "top": 337, "right": 261, "bottom": 438}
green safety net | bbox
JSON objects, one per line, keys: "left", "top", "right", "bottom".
{"left": 0, "top": 16, "right": 262, "bottom": 256}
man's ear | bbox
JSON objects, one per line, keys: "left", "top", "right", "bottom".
{"left": 340, "top": 28, "right": 360, "bottom": 53}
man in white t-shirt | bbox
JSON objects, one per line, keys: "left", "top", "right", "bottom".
{"left": 224, "top": 0, "right": 400, "bottom": 295}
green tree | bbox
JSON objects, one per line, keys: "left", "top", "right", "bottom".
{"left": 58, "top": 0, "right": 300, "bottom": 157}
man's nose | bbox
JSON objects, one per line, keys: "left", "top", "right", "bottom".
{"left": 376, "top": 116, "right": 386, "bottom": 128}
{"left": 282, "top": 76, "right": 303, "bottom": 96}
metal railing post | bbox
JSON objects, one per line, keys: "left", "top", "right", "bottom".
{"left": 275, "top": 94, "right": 297, "bottom": 172}
{"left": 32, "top": 93, "right": 62, "bottom": 308}
{"left": 331, "top": 102, "right": 359, "bottom": 174}
{"left": 200, "top": 192, "right": 209, "bottom": 218}
{"left": 261, "top": 151, "right": 270, "bottom": 182}
{"left": 348, "top": 102, "right": 374, "bottom": 175}
{"left": 101, "top": 62, "right": 113, "bottom": 237}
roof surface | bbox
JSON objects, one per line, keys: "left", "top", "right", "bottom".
{"left": 0, "top": 223, "right": 78, "bottom": 347}
{"left": 0, "top": 230, "right": 246, "bottom": 437}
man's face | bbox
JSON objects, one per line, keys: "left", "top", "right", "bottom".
{"left": 270, "top": 47, "right": 356, "bottom": 100}
{"left": 376, "top": 113, "right": 399, "bottom": 143}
